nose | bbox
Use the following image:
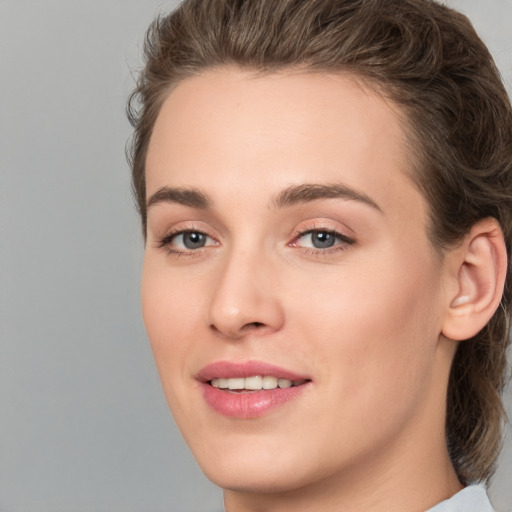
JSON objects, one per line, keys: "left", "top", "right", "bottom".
{"left": 207, "top": 248, "right": 285, "bottom": 340}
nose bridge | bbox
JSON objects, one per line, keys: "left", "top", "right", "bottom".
{"left": 208, "top": 240, "right": 284, "bottom": 338}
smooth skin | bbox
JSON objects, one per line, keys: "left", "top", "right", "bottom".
{"left": 141, "top": 69, "right": 506, "bottom": 512}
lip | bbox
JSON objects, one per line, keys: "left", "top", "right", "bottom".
{"left": 197, "top": 361, "right": 312, "bottom": 419}
{"left": 197, "top": 360, "right": 310, "bottom": 382}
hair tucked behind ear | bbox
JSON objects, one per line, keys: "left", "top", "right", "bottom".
{"left": 127, "top": 0, "right": 512, "bottom": 483}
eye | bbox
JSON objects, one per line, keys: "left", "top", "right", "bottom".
{"left": 158, "top": 229, "right": 217, "bottom": 254}
{"left": 293, "top": 229, "right": 354, "bottom": 251}
{"left": 301, "top": 231, "right": 337, "bottom": 249}
{"left": 175, "top": 231, "right": 209, "bottom": 249}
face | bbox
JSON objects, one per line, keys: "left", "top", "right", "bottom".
{"left": 142, "top": 69, "right": 453, "bottom": 495}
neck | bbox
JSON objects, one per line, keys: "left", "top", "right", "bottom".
{"left": 223, "top": 443, "right": 462, "bottom": 512}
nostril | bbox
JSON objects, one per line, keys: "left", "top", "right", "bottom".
{"left": 209, "top": 321, "right": 266, "bottom": 338}
{"left": 244, "top": 322, "right": 265, "bottom": 330}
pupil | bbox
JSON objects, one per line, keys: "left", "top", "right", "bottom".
{"left": 183, "top": 232, "right": 206, "bottom": 249}
{"left": 312, "top": 231, "right": 335, "bottom": 249}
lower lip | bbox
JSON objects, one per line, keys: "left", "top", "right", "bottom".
{"left": 200, "top": 382, "right": 309, "bottom": 418}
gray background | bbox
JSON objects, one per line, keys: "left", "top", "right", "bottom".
{"left": 1, "top": 1, "right": 510, "bottom": 511}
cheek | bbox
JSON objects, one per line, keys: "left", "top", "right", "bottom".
{"left": 141, "top": 261, "right": 208, "bottom": 433}
{"left": 278, "top": 259, "right": 444, "bottom": 467}
{"left": 141, "top": 257, "right": 205, "bottom": 342}
{"left": 290, "top": 249, "right": 443, "bottom": 400}
{"left": 141, "top": 261, "right": 201, "bottom": 386}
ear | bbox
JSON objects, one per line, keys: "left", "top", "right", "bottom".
{"left": 441, "top": 218, "right": 507, "bottom": 341}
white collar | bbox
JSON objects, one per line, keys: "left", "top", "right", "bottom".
{"left": 426, "top": 484, "right": 495, "bottom": 512}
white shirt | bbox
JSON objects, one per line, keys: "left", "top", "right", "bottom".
{"left": 426, "top": 484, "right": 495, "bottom": 512}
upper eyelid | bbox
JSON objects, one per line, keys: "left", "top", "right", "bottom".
{"left": 158, "top": 228, "right": 215, "bottom": 246}
{"left": 296, "top": 227, "right": 349, "bottom": 236}
{"left": 292, "top": 220, "right": 355, "bottom": 239}
{"left": 154, "top": 220, "right": 217, "bottom": 241}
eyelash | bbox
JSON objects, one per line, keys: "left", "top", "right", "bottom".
{"left": 156, "top": 227, "right": 215, "bottom": 257}
{"left": 290, "top": 226, "right": 355, "bottom": 256}
{"left": 156, "top": 226, "right": 355, "bottom": 257}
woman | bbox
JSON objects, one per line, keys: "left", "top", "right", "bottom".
{"left": 127, "top": 0, "right": 512, "bottom": 510}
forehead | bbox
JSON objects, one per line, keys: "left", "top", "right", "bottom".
{"left": 146, "top": 68, "right": 426, "bottom": 226}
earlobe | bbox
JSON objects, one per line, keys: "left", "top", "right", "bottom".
{"left": 442, "top": 218, "right": 507, "bottom": 341}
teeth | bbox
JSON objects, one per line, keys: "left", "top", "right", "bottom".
{"left": 211, "top": 378, "right": 228, "bottom": 389}
{"left": 277, "top": 378, "right": 292, "bottom": 388}
{"left": 228, "top": 378, "right": 245, "bottom": 390}
{"left": 262, "top": 376, "right": 278, "bottom": 389}
{"left": 245, "top": 376, "right": 263, "bottom": 390}
{"left": 210, "top": 376, "right": 302, "bottom": 391}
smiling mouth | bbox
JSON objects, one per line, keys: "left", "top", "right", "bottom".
{"left": 209, "top": 376, "right": 309, "bottom": 392}
{"left": 200, "top": 364, "right": 312, "bottom": 417}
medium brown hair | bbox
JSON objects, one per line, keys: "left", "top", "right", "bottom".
{"left": 127, "top": 0, "right": 512, "bottom": 483}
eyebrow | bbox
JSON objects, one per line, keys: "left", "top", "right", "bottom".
{"left": 147, "top": 186, "right": 212, "bottom": 209}
{"left": 146, "top": 182, "right": 382, "bottom": 213}
{"left": 272, "top": 183, "right": 382, "bottom": 212}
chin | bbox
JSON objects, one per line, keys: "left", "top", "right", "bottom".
{"left": 188, "top": 434, "right": 332, "bottom": 495}
{"left": 182, "top": 432, "right": 294, "bottom": 491}
{"left": 202, "top": 462, "right": 309, "bottom": 495}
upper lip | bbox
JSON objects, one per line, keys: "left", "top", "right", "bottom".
{"left": 196, "top": 360, "right": 311, "bottom": 383}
